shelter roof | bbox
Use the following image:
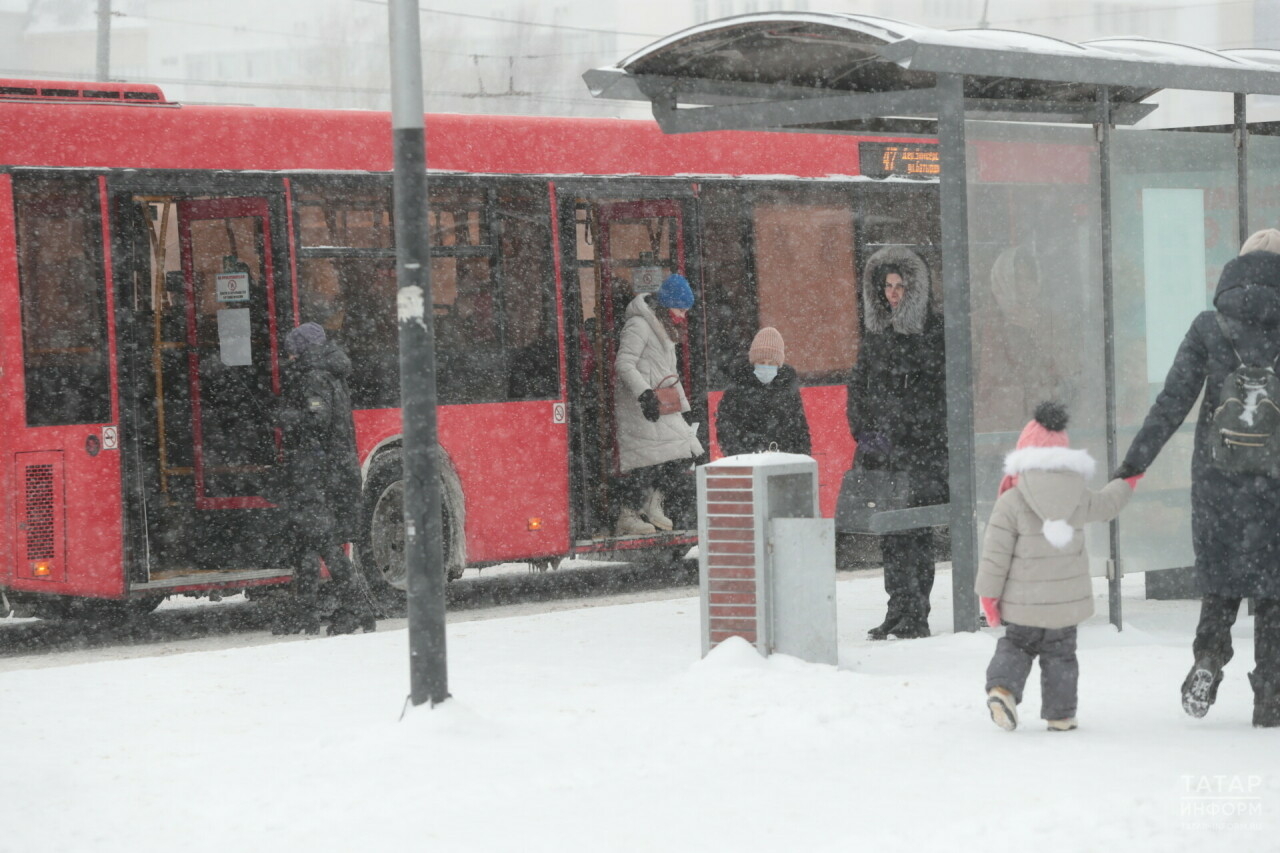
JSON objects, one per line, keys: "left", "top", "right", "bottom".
{"left": 584, "top": 13, "right": 1280, "bottom": 133}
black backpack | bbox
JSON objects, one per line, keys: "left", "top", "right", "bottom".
{"left": 1210, "top": 314, "right": 1280, "bottom": 475}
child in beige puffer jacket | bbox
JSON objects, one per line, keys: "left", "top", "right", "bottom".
{"left": 977, "top": 402, "right": 1138, "bottom": 732}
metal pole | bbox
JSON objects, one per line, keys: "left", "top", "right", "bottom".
{"left": 1097, "top": 87, "right": 1123, "bottom": 630}
{"left": 96, "top": 0, "right": 111, "bottom": 82}
{"left": 389, "top": 0, "right": 449, "bottom": 707}
{"left": 1236, "top": 92, "right": 1249, "bottom": 244}
{"left": 936, "top": 74, "right": 979, "bottom": 633}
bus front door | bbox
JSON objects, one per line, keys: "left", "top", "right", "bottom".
{"left": 121, "top": 195, "right": 290, "bottom": 580}
{"left": 566, "top": 197, "right": 699, "bottom": 543}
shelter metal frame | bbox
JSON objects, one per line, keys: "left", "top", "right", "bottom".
{"left": 584, "top": 12, "right": 1280, "bottom": 632}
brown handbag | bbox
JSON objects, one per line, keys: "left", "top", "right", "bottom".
{"left": 654, "top": 375, "right": 682, "bottom": 415}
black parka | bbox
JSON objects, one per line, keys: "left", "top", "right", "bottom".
{"left": 280, "top": 341, "right": 362, "bottom": 543}
{"left": 1122, "top": 249, "right": 1280, "bottom": 598}
{"left": 716, "top": 360, "right": 812, "bottom": 457}
{"left": 846, "top": 247, "right": 949, "bottom": 504}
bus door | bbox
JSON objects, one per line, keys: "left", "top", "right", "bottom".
{"left": 119, "top": 195, "right": 289, "bottom": 580}
{"left": 565, "top": 197, "right": 698, "bottom": 541}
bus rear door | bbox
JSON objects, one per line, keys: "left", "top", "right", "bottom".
{"left": 117, "top": 193, "right": 292, "bottom": 587}
{"left": 564, "top": 194, "right": 701, "bottom": 544}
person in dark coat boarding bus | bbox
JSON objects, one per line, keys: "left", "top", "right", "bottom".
{"left": 613, "top": 274, "right": 704, "bottom": 536}
{"left": 273, "top": 322, "right": 377, "bottom": 636}
{"left": 1115, "top": 228, "right": 1280, "bottom": 728}
{"left": 847, "top": 246, "right": 948, "bottom": 640}
{"left": 716, "top": 327, "right": 811, "bottom": 458}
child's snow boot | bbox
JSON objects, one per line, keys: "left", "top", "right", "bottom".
{"left": 1182, "top": 659, "right": 1225, "bottom": 719}
{"left": 987, "top": 687, "right": 1017, "bottom": 731}
{"left": 1046, "top": 718, "right": 1078, "bottom": 732}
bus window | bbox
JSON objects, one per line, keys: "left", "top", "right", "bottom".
{"left": 702, "top": 183, "right": 860, "bottom": 387}
{"left": 753, "top": 194, "right": 859, "bottom": 383}
{"left": 292, "top": 177, "right": 557, "bottom": 408}
{"left": 14, "top": 175, "right": 111, "bottom": 426}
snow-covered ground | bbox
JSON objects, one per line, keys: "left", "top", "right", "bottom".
{"left": 1, "top": 569, "right": 1274, "bottom": 852}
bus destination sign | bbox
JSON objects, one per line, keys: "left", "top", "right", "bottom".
{"left": 860, "top": 142, "right": 940, "bottom": 179}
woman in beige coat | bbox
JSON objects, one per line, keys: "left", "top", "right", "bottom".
{"left": 977, "top": 403, "right": 1135, "bottom": 732}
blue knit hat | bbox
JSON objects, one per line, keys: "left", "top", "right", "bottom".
{"left": 656, "top": 273, "right": 694, "bottom": 309}
{"left": 285, "top": 322, "right": 326, "bottom": 355}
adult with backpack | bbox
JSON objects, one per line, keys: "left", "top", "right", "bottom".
{"left": 1115, "top": 228, "right": 1280, "bottom": 728}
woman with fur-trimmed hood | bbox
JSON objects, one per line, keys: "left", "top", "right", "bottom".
{"left": 846, "top": 246, "right": 948, "bottom": 640}
{"left": 978, "top": 403, "right": 1134, "bottom": 732}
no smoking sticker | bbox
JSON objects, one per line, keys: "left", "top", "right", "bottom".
{"left": 553, "top": 403, "right": 566, "bottom": 424}
{"left": 102, "top": 426, "right": 118, "bottom": 450}
{"left": 215, "top": 272, "right": 250, "bottom": 302}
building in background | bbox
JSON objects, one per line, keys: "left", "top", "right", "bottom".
{"left": 2, "top": 0, "right": 1279, "bottom": 124}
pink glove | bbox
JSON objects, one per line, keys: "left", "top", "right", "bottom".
{"left": 980, "top": 597, "right": 1001, "bottom": 627}
{"left": 1124, "top": 474, "right": 1143, "bottom": 490}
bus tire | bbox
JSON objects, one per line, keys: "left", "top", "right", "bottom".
{"left": 357, "top": 448, "right": 465, "bottom": 607}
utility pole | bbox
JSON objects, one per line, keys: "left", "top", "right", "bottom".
{"left": 96, "top": 0, "right": 111, "bottom": 81}
{"left": 389, "top": 0, "right": 450, "bottom": 707}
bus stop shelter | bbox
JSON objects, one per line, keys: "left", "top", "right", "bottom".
{"left": 583, "top": 13, "right": 1280, "bottom": 631}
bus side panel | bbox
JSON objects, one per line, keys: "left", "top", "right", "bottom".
{"left": 354, "top": 402, "right": 571, "bottom": 564}
{"left": 800, "top": 384, "right": 856, "bottom": 519}
{"left": 0, "top": 175, "right": 126, "bottom": 599}
{"left": 707, "top": 385, "right": 853, "bottom": 520}
{"left": 0, "top": 175, "right": 17, "bottom": 590}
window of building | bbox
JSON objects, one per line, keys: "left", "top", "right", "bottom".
{"left": 14, "top": 175, "right": 111, "bottom": 426}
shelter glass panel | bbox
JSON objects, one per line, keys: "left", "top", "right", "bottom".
{"left": 1248, "top": 134, "right": 1280, "bottom": 236}
{"left": 1110, "top": 130, "right": 1238, "bottom": 574}
{"left": 965, "top": 122, "right": 1109, "bottom": 575}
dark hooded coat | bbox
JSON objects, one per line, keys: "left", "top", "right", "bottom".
{"left": 1122, "top": 249, "right": 1280, "bottom": 598}
{"left": 280, "top": 341, "right": 362, "bottom": 543}
{"left": 716, "top": 360, "right": 811, "bottom": 457}
{"left": 846, "top": 246, "right": 948, "bottom": 503}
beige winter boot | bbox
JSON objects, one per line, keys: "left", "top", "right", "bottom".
{"left": 641, "top": 488, "right": 674, "bottom": 531}
{"left": 1046, "top": 718, "right": 1078, "bottom": 732}
{"left": 986, "top": 687, "right": 1018, "bottom": 731}
{"left": 615, "top": 505, "right": 657, "bottom": 536}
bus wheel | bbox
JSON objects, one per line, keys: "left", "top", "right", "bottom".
{"left": 358, "top": 449, "right": 464, "bottom": 607}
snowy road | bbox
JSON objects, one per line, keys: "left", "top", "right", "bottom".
{"left": 0, "top": 557, "right": 697, "bottom": 671}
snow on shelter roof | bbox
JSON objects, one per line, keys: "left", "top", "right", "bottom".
{"left": 583, "top": 12, "right": 1280, "bottom": 133}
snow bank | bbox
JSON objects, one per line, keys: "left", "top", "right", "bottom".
{"left": 0, "top": 573, "right": 1273, "bottom": 852}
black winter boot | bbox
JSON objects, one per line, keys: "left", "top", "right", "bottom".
{"left": 889, "top": 616, "right": 931, "bottom": 640}
{"left": 327, "top": 606, "right": 378, "bottom": 636}
{"left": 867, "top": 613, "right": 904, "bottom": 641}
{"left": 1182, "top": 659, "right": 1225, "bottom": 719}
{"left": 1250, "top": 672, "right": 1280, "bottom": 728}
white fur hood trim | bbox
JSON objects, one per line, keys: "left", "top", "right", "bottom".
{"left": 1003, "top": 446, "right": 1096, "bottom": 480}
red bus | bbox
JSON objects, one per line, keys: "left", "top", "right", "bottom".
{"left": 0, "top": 79, "right": 938, "bottom": 617}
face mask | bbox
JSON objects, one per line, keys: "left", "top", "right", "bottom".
{"left": 754, "top": 364, "right": 779, "bottom": 384}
